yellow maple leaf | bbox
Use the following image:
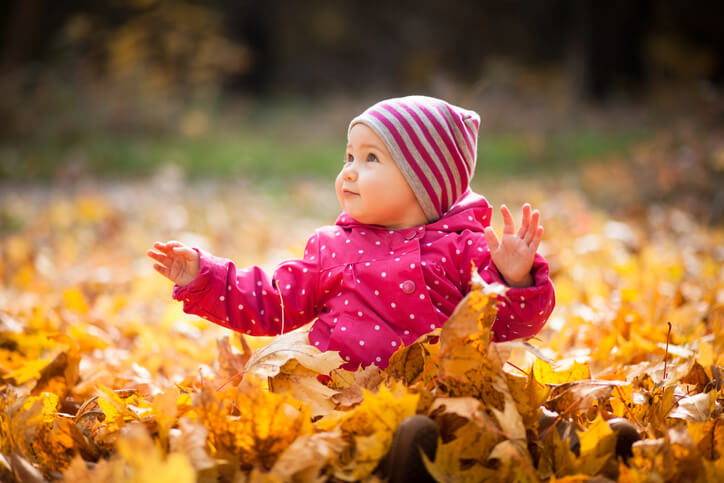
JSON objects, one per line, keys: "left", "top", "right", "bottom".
{"left": 534, "top": 358, "right": 591, "bottom": 385}
{"left": 321, "top": 381, "right": 419, "bottom": 481}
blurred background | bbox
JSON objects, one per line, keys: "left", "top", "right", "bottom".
{"left": 1, "top": 0, "right": 723, "bottom": 235}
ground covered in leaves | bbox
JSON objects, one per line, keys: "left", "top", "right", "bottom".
{"left": 1, "top": 128, "right": 724, "bottom": 482}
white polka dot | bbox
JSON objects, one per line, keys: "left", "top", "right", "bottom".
{"left": 376, "top": 241, "right": 381, "bottom": 245}
{"left": 521, "top": 296, "right": 525, "bottom": 301}
{"left": 420, "top": 294, "right": 425, "bottom": 300}
{"left": 287, "top": 267, "right": 292, "bottom": 272}
{"left": 511, "top": 314, "right": 515, "bottom": 319}
{"left": 358, "top": 311, "right": 363, "bottom": 317}
{"left": 332, "top": 253, "right": 336, "bottom": 258}
{"left": 443, "top": 224, "right": 449, "bottom": 229}
{"left": 285, "top": 284, "right": 291, "bottom": 290}
{"left": 341, "top": 326, "right": 347, "bottom": 331}
{"left": 228, "top": 285, "right": 231, "bottom": 290}
{"left": 346, "top": 239, "right": 351, "bottom": 244}
{"left": 467, "top": 240, "right": 472, "bottom": 245}
{"left": 345, "top": 300, "right": 349, "bottom": 305}
{"left": 238, "top": 304, "right": 244, "bottom": 310}
{"left": 382, "top": 272, "right": 387, "bottom": 277}
{"left": 359, "top": 340, "right": 365, "bottom": 346}
{"left": 310, "top": 256, "right": 315, "bottom": 260}
{"left": 302, "top": 289, "right": 306, "bottom": 294}
{"left": 359, "top": 250, "right": 364, "bottom": 254}
{"left": 260, "top": 310, "right": 265, "bottom": 315}
{"left": 321, "top": 245, "right": 326, "bottom": 250}
{"left": 409, "top": 314, "right": 415, "bottom": 319}
{"left": 366, "top": 262, "right": 371, "bottom": 266}
{"left": 389, "top": 230, "right": 394, "bottom": 234}
{"left": 334, "top": 318, "right": 338, "bottom": 322}
{"left": 375, "top": 290, "right": 380, "bottom": 296}
{"left": 262, "top": 290, "right": 267, "bottom": 295}
{"left": 219, "top": 296, "right": 225, "bottom": 301}
{"left": 456, "top": 250, "right": 460, "bottom": 255}
{"left": 315, "top": 341, "right": 320, "bottom": 346}
{"left": 395, "top": 257, "right": 400, "bottom": 262}
{"left": 410, "top": 263, "right": 415, "bottom": 269}
{"left": 520, "top": 303, "right": 525, "bottom": 308}
{"left": 361, "top": 231, "right": 366, "bottom": 235}
{"left": 404, "top": 330, "right": 409, "bottom": 335}
{"left": 390, "top": 251, "right": 394, "bottom": 255}
{"left": 226, "top": 316, "right": 229, "bottom": 321}
{"left": 274, "top": 317, "right": 279, "bottom": 322}
{"left": 434, "top": 280, "right": 439, "bottom": 285}
{"left": 391, "top": 341, "right": 397, "bottom": 347}
{"left": 468, "top": 216, "right": 473, "bottom": 221}
{"left": 441, "top": 257, "right": 447, "bottom": 262}
{"left": 539, "top": 311, "right": 544, "bottom": 315}
{"left": 345, "top": 356, "right": 350, "bottom": 361}
{"left": 257, "top": 281, "right": 262, "bottom": 286}
{"left": 430, "top": 324, "right": 436, "bottom": 329}
{"left": 391, "top": 302, "right": 396, "bottom": 308}
{"left": 421, "top": 261, "right": 426, "bottom": 266}
{"left": 374, "top": 325, "right": 380, "bottom": 330}
{"left": 303, "top": 268, "right": 308, "bottom": 273}
{"left": 376, "top": 357, "right": 382, "bottom": 362}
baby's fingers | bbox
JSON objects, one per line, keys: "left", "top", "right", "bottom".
{"left": 530, "top": 225, "right": 544, "bottom": 253}
{"left": 501, "top": 205, "right": 516, "bottom": 235}
{"left": 524, "top": 210, "right": 540, "bottom": 244}
{"left": 147, "top": 249, "right": 172, "bottom": 268}
{"left": 484, "top": 226, "right": 500, "bottom": 251}
{"left": 152, "top": 263, "right": 171, "bottom": 278}
{"left": 517, "top": 203, "right": 531, "bottom": 238}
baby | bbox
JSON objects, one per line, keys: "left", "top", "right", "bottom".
{"left": 147, "top": 96, "right": 555, "bottom": 371}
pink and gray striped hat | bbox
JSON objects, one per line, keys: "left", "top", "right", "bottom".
{"left": 348, "top": 95, "right": 480, "bottom": 222}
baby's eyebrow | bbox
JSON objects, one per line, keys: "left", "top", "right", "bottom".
{"left": 347, "top": 143, "right": 382, "bottom": 150}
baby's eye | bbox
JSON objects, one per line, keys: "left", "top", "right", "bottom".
{"left": 367, "top": 154, "right": 379, "bottom": 163}
{"left": 344, "top": 154, "right": 354, "bottom": 164}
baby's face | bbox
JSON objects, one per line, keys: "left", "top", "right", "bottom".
{"left": 336, "top": 124, "right": 427, "bottom": 230}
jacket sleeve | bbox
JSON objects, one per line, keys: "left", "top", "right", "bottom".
{"left": 171, "top": 232, "right": 321, "bottom": 336}
{"left": 460, "top": 231, "right": 555, "bottom": 341}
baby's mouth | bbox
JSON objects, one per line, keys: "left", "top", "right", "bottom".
{"left": 342, "top": 189, "right": 359, "bottom": 197}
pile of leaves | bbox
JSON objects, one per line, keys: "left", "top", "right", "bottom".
{"left": 0, "top": 175, "right": 723, "bottom": 482}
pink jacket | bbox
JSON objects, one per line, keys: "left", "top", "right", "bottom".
{"left": 173, "top": 191, "right": 555, "bottom": 370}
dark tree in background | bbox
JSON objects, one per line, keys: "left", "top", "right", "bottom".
{"left": 2, "top": 0, "right": 723, "bottom": 100}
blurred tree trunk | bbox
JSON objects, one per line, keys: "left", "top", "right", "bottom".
{"left": 2, "top": 0, "right": 43, "bottom": 69}
{"left": 567, "top": 0, "right": 650, "bottom": 101}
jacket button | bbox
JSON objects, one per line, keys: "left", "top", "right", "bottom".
{"left": 401, "top": 280, "right": 416, "bottom": 294}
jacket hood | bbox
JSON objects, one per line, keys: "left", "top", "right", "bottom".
{"left": 335, "top": 188, "right": 492, "bottom": 233}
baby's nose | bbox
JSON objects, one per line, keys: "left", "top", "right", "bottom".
{"left": 342, "top": 165, "right": 357, "bottom": 181}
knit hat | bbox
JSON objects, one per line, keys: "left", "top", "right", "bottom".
{"left": 348, "top": 95, "right": 480, "bottom": 222}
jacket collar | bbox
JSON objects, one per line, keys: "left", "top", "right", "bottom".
{"left": 335, "top": 189, "right": 492, "bottom": 233}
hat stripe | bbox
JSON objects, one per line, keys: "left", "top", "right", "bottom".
{"left": 443, "top": 105, "right": 477, "bottom": 164}
{"left": 401, "top": 102, "right": 463, "bottom": 206}
{"left": 368, "top": 110, "right": 442, "bottom": 218}
{"left": 393, "top": 103, "right": 455, "bottom": 212}
{"left": 416, "top": 104, "right": 468, "bottom": 199}
{"left": 433, "top": 104, "right": 476, "bottom": 180}
{"left": 382, "top": 102, "right": 450, "bottom": 212}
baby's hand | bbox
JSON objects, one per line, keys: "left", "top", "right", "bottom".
{"left": 484, "top": 204, "right": 543, "bottom": 288}
{"left": 146, "top": 241, "right": 200, "bottom": 287}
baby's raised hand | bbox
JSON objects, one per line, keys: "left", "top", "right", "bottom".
{"left": 146, "top": 241, "right": 200, "bottom": 287}
{"left": 483, "top": 204, "right": 543, "bottom": 288}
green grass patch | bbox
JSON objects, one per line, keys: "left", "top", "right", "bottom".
{"left": 1, "top": 124, "right": 649, "bottom": 182}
